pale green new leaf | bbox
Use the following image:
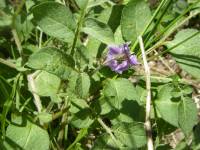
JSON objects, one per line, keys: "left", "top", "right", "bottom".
{"left": 33, "top": 71, "right": 61, "bottom": 97}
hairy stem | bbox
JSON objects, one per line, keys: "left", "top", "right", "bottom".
{"left": 138, "top": 36, "right": 154, "bottom": 150}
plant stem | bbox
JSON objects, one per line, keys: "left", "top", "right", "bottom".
{"left": 27, "top": 71, "right": 43, "bottom": 112}
{"left": 0, "top": 58, "right": 17, "bottom": 69}
{"left": 138, "top": 36, "right": 154, "bottom": 150}
{"left": 71, "top": 0, "right": 89, "bottom": 56}
{"left": 97, "top": 118, "right": 120, "bottom": 147}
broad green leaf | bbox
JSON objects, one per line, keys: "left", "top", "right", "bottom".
{"left": 0, "top": 0, "right": 5, "bottom": 8}
{"left": 69, "top": 96, "right": 93, "bottom": 128}
{"left": 0, "top": 10, "right": 12, "bottom": 27}
{"left": 75, "top": 72, "right": 90, "bottom": 98}
{"left": 75, "top": 46, "right": 90, "bottom": 69}
{"left": 99, "top": 78, "right": 138, "bottom": 114}
{"left": 38, "top": 112, "right": 52, "bottom": 123}
{"left": 69, "top": 98, "right": 89, "bottom": 114}
{"left": 155, "top": 84, "right": 179, "bottom": 127}
{"left": 74, "top": 0, "right": 88, "bottom": 9}
{"left": 27, "top": 47, "right": 75, "bottom": 80}
{"left": 33, "top": 71, "right": 61, "bottom": 97}
{"left": 93, "top": 122, "right": 146, "bottom": 149}
{"left": 112, "top": 122, "right": 146, "bottom": 148}
{"left": 178, "top": 97, "right": 198, "bottom": 136}
{"left": 70, "top": 108, "right": 94, "bottom": 128}
{"left": 121, "top": 0, "right": 152, "bottom": 43}
{"left": 4, "top": 118, "right": 50, "bottom": 150}
{"left": 111, "top": 100, "right": 145, "bottom": 124}
{"left": 114, "top": 26, "right": 125, "bottom": 44}
{"left": 32, "top": 2, "right": 75, "bottom": 43}
{"left": 82, "top": 18, "right": 115, "bottom": 44}
{"left": 92, "top": 133, "right": 119, "bottom": 150}
{"left": 167, "top": 29, "right": 200, "bottom": 80}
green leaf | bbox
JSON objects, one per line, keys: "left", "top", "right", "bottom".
{"left": 191, "top": 123, "right": 200, "bottom": 150}
{"left": 75, "top": 72, "right": 90, "bottom": 98}
{"left": 69, "top": 97, "right": 89, "bottom": 114}
{"left": 92, "top": 133, "right": 118, "bottom": 150}
{"left": 38, "top": 112, "right": 52, "bottom": 123}
{"left": 33, "top": 71, "right": 61, "bottom": 97}
{"left": 93, "top": 122, "right": 146, "bottom": 149}
{"left": 121, "top": 0, "right": 152, "bottom": 43}
{"left": 27, "top": 47, "right": 75, "bottom": 80}
{"left": 155, "top": 84, "right": 179, "bottom": 127}
{"left": 100, "top": 78, "right": 139, "bottom": 114}
{"left": 87, "top": 0, "right": 110, "bottom": 8}
{"left": 4, "top": 117, "right": 50, "bottom": 150}
{"left": 67, "top": 128, "right": 88, "bottom": 150}
{"left": 0, "top": 76, "right": 11, "bottom": 106}
{"left": 112, "top": 122, "right": 146, "bottom": 148}
{"left": 0, "top": 10, "right": 12, "bottom": 28}
{"left": 15, "top": 13, "right": 34, "bottom": 42}
{"left": 70, "top": 108, "right": 94, "bottom": 128}
{"left": 75, "top": 46, "right": 90, "bottom": 69}
{"left": 32, "top": 2, "right": 75, "bottom": 43}
{"left": 82, "top": 18, "right": 115, "bottom": 44}
{"left": 178, "top": 97, "right": 198, "bottom": 136}
{"left": 167, "top": 29, "right": 200, "bottom": 80}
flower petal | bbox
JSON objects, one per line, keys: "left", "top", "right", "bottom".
{"left": 108, "top": 45, "right": 123, "bottom": 55}
{"left": 106, "top": 59, "right": 118, "bottom": 71}
{"left": 114, "top": 60, "right": 129, "bottom": 74}
{"left": 129, "top": 55, "right": 138, "bottom": 65}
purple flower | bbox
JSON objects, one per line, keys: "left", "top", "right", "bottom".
{"left": 105, "top": 43, "right": 138, "bottom": 74}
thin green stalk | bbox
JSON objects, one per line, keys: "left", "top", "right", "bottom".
{"left": 145, "top": 11, "right": 200, "bottom": 55}
{"left": 144, "top": 0, "right": 172, "bottom": 44}
{"left": 148, "top": 30, "right": 200, "bottom": 61}
{"left": 131, "top": 0, "right": 168, "bottom": 51}
{"left": 71, "top": 0, "right": 89, "bottom": 56}
{"left": 1, "top": 74, "right": 21, "bottom": 139}
{"left": 145, "top": 1, "right": 199, "bottom": 48}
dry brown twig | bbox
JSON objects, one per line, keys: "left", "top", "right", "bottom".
{"left": 138, "top": 36, "right": 154, "bottom": 150}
